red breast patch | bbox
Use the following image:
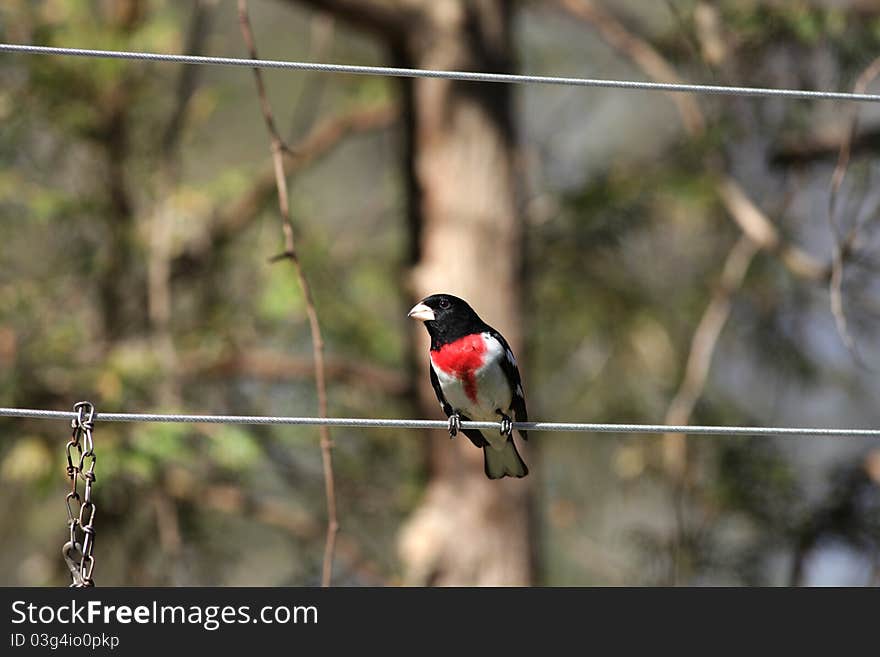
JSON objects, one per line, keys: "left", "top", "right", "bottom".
{"left": 431, "top": 334, "right": 486, "bottom": 403}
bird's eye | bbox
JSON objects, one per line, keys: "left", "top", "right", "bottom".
{"left": 438, "top": 298, "right": 450, "bottom": 309}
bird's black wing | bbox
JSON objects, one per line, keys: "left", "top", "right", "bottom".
{"left": 430, "top": 362, "right": 488, "bottom": 448}
{"left": 429, "top": 364, "right": 453, "bottom": 417}
{"left": 487, "top": 328, "right": 529, "bottom": 441}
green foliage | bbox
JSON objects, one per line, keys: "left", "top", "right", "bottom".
{"left": 0, "top": 437, "right": 53, "bottom": 483}
{"left": 258, "top": 261, "right": 307, "bottom": 323}
{"left": 211, "top": 425, "right": 263, "bottom": 471}
{"left": 716, "top": 438, "right": 802, "bottom": 528}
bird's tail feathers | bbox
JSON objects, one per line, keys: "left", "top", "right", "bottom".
{"left": 483, "top": 437, "right": 528, "bottom": 479}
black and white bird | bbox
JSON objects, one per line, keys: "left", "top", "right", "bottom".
{"left": 408, "top": 293, "right": 528, "bottom": 479}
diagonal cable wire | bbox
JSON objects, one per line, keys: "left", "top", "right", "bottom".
{"left": 1, "top": 407, "right": 879, "bottom": 438}
{"left": 3, "top": 43, "right": 880, "bottom": 103}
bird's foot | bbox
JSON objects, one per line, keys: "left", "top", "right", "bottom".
{"left": 499, "top": 414, "right": 513, "bottom": 437}
{"left": 447, "top": 413, "right": 461, "bottom": 439}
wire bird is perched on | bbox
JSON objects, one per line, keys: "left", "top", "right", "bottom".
{"left": 1, "top": 409, "right": 879, "bottom": 439}
{"left": 409, "top": 294, "right": 529, "bottom": 479}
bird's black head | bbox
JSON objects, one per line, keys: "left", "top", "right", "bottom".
{"left": 408, "top": 293, "right": 488, "bottom": 347}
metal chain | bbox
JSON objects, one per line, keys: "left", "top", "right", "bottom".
{"left": 62, "top": 401, "right": 97, "bottom": 587}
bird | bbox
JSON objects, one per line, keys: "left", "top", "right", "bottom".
{"left": 408, "top": 293, "right": 528, "bottom": 479}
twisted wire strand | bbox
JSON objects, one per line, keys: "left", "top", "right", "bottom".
{"left": 1, "top": 407, "right": 878, "bottom": 438}
{"left": 3, "top": 43, "right": 880, "bottom": 103}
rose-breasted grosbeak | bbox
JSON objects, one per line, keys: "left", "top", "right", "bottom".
{"left": 408, "top": 293, "right": 528, "bottom": 479}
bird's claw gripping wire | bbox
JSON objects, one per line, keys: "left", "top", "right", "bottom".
{"left": 447, "top": 413, "right": 461, "bottom": 439}
{"left": 500, "top": 414, "right": 513, "bottom": 437}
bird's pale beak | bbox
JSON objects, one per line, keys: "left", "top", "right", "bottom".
{"left": 408, "top": 302, "right": 435, "bottom": 322}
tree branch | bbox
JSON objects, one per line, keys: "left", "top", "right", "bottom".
{"left": 662, "top": 236, "right": 758, "bottom": 477}
{"left": 827, "top": 55, "right": 880, "bottom": 364}
{"left": 163, "top": 466, "right": 385, "bottom": 585}
{"left": 558, "top": 0, "right": 879, "bottom": 583}
{"left": 288, "top": 13, "right": 336, "bottom": 138}
{"left": 180, "top": 348, "right": 410, "bottom": 397}
{"left": 238, "top": 0, "right": 338, "bottom": 587}
{"left": 771, "top": 127, "right": 880, "bottom": 167}
{"left": 553, "top": 0, "right": 835, "bottom": 287}
{"left": 717, "top": 178, "right": 828, "bottom": 281}
{"left": 552, "top": 0, "right": 705, "bottom": 136}
{"left": 661, "top": 235, "right": 759, "bottom": 583}
{"left": 150, "top": 0, "right": 216, "bottom": 407}
{"left": 281, "top": 0, "right": 417, "bottom": 43}
{"left": 171, "top": 104, "right": 397, "bottom": 281}
{"left": 161, "top": 0, "right": 214, "bottom": 156}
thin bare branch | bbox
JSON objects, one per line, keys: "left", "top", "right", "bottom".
{"left": 288, "top": 13, "right": 336, "bottom": 138}
{"left": 660, "top": 0, "right": 710, "bottom": 72}
{"left": 282, "top": 0, "right": 416, "bottom": 43}
{"left": 164, "top": 466, "right": 385, "bottom": 585}
{"left": 180, "top": 348, "right": 409, "bottom": 396}
{"left": 554, "top": 0, "right": 705, "bottom": 136}
{"left": 558, "top": 0, "right": 878, "bottom": 581}
{"left": 554, "top": 0, "right": 832, "bottom": 287}
{"left": 161, "top": 0, "right": 214, "bottom": 156}
{"left": 557, "top": 0, "right": 825, "bottom": 484}
{"left": 662, "top": 236, "right": 758, "bottom": 477}
{"left": 238, "top": 0, "right": 337, "bottom": 587}
{"left": 557, "top": 0, "right": 830, "bottom": 285}
{"left": 691, "top": 2, "right": 727, "bottom": 68}
{"left": 153, "top": 492, "right": 183, "bottom": 556}
{"left": 829, "top": 56, "right": 880, "bottom": 233}
{"left": 662, "top": 233, "right": 758, "bottom": 583}
{"left": 827, "top": 55, "right": 880, "bottom": 362}
{"left": 149, "top": 0, "right": 216, "bottom": 407}
{"left": 717, "top": 177, "right": 827, "bottom": 281}
{"left": 771, "top": 126, "right": 880, "bottom": 167}
{"left": 171, "top": 104, "right": 397, "bottom": 281}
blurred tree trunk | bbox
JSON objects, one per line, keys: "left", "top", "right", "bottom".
{"left": 286, "top": 0, "right": 532, "bottom": 585}
{"left": 96, "top": 0, "right": 147, "bottom": 342}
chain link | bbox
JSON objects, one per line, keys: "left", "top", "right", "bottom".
{"left": 62, "top": 401, "right": 97, "bottom": 587}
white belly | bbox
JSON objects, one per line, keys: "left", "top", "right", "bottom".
{"left": 432, "top": 332, "right": 512, "bottom": 426}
